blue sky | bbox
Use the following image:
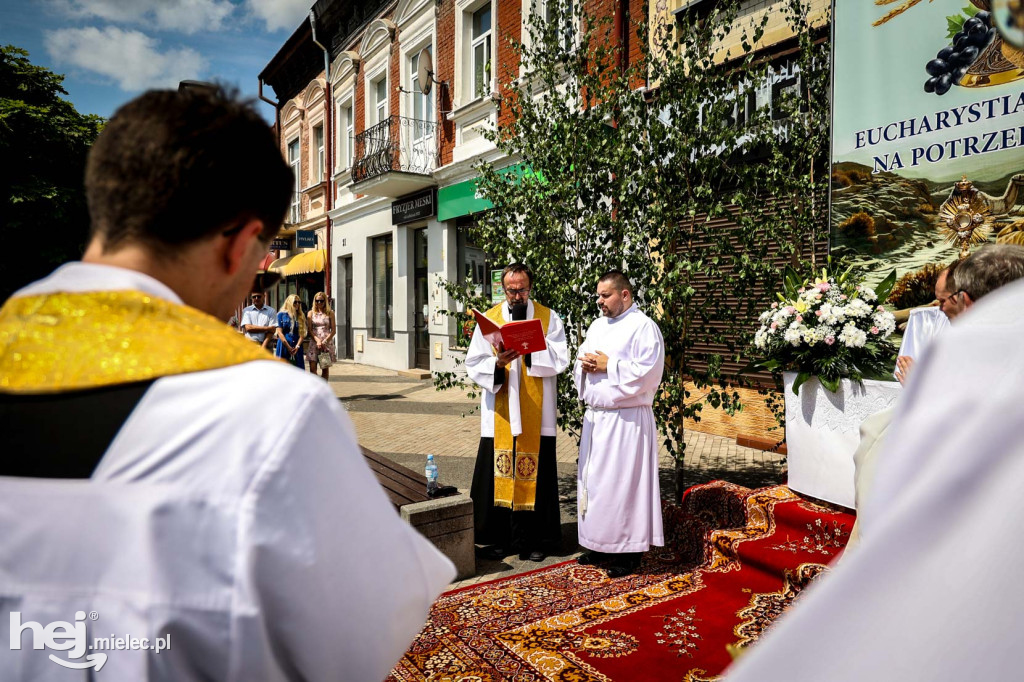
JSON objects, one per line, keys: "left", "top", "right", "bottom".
{"left": 0, "top": 0, "right": 313, "bottom": 122}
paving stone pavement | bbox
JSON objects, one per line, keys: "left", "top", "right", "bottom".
{"left": 327, "top": 361, "right": 786, "bottom": 589}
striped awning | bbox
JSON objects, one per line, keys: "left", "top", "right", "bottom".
{"left": 268, "top": 249, "right": 326, "bottom": 276}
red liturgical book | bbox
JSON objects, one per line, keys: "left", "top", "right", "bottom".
{"left": 471, "top": 309, "right": 547, "bottom": 354}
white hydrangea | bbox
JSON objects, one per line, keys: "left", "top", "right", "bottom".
{"left": 754, "top": 328, "right": 769, "bottom": 349}
{"left": 772, "top": 307, "right": 793, "bottom": 325}
{"left": 872, "top": 310, "right": 896, "bottom": 336}
{"left": 858, "top": 285, "right": 877, "bottom": 302}
{"left": 758, "top": 309, "right": 773, "bottom": 324}
{"left": 783, "top": 326, "right": 805, "bottom": 346}
{"left": 844, "top": 298, "right": 873, "bottom": 318}
{"left": 818, "top": 303, "right": 846, "bottom": 326}
{"left": 838, "top": 323, "right": 867, "bottom": 348}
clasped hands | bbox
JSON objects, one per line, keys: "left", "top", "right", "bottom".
{"left": 580, "top": 351, "right": 608, "bottom": 374}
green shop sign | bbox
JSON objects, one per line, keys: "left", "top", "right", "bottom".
{"left": 437, "top": 164, "right": 543, "bottom": 221}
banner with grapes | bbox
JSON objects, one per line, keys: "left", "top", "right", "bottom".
{"left": 831, "top": 0, "right": 1024, "bottom": 299}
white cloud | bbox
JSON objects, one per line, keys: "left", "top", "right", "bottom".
{"left": 44, "top": 26, "right": 207, "bottom": 92}
{"left": 51, "top": 0, "right": 235, "bottom": 34}
{"left": 245, "top": 0, "right": 310, "bottom": 33}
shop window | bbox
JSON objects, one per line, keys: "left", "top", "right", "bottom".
{"left": 455, "top": 218, "right": 492, "bottom": 346}
{"left": 372, "top": 234, "right": 394, "bottom": 339}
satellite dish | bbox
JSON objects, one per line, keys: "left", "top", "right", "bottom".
{"left": 417, "top": 47, "right": 434, "bottom": 95}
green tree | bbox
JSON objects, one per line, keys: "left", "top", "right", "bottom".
{"left": 435, "top": 0, "right": 831, "bottom": 498}
{"left": 0, "top": 45, "right": 104, "bottom": 302}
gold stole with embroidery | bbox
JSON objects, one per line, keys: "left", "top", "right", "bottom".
{"left": 488, "top": 302, "right": 550, "bottom": 511}
{"left": 0, "top": 290, "right": 278, "bottom": 394}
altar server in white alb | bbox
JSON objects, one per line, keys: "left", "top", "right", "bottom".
{"left": 0, "top": 87, "right": 454, "bottom": 681}
{"left": 574, "top": 270, "right": 666, "bottom": 578}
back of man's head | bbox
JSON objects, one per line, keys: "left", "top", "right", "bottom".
{"left": 954, "top": 244, "right": 1024, "bottom": 306}
{"left": 85, "top": 86, "right": 292, "bottom": 254}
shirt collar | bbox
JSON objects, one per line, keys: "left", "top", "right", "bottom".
{"left": 13, "top": 262, "right": 184, "bottom": 305}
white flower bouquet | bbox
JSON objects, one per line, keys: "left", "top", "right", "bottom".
{"left": 748, "top": 266, "right": 898, "bottom": 394}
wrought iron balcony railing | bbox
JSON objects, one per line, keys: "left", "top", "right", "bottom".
{"left": 351, "top": 115, "right": 439, "bottom": 185}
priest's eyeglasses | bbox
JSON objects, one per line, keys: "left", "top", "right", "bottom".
{"left": 505, "top": 288, "right": 530, "bottom": 297}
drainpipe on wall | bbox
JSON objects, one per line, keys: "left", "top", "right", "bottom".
{"left": 257, "top": 78, "right": 283, "bottom": 281}
{"left": 310, "top": 8, "right": 333, "bottom": 299}
{"left": 258, "top": 78, "right": 280, "bottom": 143}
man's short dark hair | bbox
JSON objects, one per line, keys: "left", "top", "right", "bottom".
{"left": 598, "top": 269, "right": 633, "bottom": 295}
{"left": 941, "top": 259, "right": 960, "bottom": 292}
{"left": 85, "top": 86, "right": 292, "bottom": 253}
{"left": 954, "top": 244, "right": 1024, "bottom": 301}
{"left": 502, "top": 263, "right": 533, "bottom": 287}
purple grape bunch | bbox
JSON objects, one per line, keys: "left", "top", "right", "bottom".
{"left": 925, "top": 11, "right": 995, "bottom": 95}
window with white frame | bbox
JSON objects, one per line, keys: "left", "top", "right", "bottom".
{"left": 544, "top": 0, "right": 576, "bottom": 52}
{"left": 373, "top": 75, "right": 388, "bottom": 125}
{"left": 287, "top": 137, "right": 300, "bottom": 223}
{"left": 313, "top": 123, "right": 324, "bottom": 183}
{"left": 410, "top": 47, "right": 434, "bottom": 124}
{"left": 471, "top": 5, "right": 492, "bottom": 98}
{"left": 337, "top": 101, "right": 354, "bottom": 170}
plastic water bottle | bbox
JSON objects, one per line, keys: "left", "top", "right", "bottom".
{"left": 425, "top": 455, "right": 439, "bottom": 495}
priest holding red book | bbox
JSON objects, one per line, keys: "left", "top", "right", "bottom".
{"left": 467, "top": 263, "right": 569, "bottom": 562}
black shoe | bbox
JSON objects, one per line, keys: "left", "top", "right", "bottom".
{"left": 605, "top": 563, "right": 635, "bottom": 578}
{"left": 577, "top": 551, "right": 608, "bottom": 566}
{"left": 477, "top": 545, "right": 509, "bottom": 560}
{"left": 528, "top": 550, "right": 546, "bottom": 562}
{"left": 605, "top": 552, "right": 642, "bottom": 578}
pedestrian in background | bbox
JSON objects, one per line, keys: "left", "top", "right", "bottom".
{"left": 275, "top": 294, "right": 306, "bottom": 369}
{"left": 240, "top": 289, "right": 277, "bottom": 349}
{"left": 306, "top": 292, "right": 337, "bottom": 380}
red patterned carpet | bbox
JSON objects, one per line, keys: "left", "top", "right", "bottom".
{"left": 388, "top": 482, "right": 854, "bottom": 682}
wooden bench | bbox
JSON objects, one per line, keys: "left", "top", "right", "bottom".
{"left": 360, "top": 446, "right": 430, "bottom": 509}
{"left": 361, "top": 446, "right": 475, "bottom": 580}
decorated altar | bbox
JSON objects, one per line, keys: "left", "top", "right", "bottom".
{"left": 783, "top": 372, "right": 901, "bottom": 509}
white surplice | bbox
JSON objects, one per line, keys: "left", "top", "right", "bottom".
{"left": 727, "top": 277, "right": 1024, "bottom": 682}
{"left": 465, "top": 300, "right": 569, "bottom": 437}
{"left": 573, "top": 303, "right": 665, "bottom": 553}
{"left": 0, "top": 263, "right": 455, "bottom": 682}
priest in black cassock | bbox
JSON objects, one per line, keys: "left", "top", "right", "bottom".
{"left": 467, "top": 263, "right": 569, "bottom": 562}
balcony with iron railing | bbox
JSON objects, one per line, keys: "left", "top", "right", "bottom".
{"left": 351, "top": 115, "right": 439, "bottom": 198}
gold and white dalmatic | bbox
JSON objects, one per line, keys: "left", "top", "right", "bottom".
{"left": 0, "top": 263, "right": 455, "bottom": 682}
{"left": 574, "top": 302, "right": 665, "bottom": 553}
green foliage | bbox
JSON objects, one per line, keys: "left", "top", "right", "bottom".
{"left": 0, "top": 45, "right": 104, "bottom": 302}
{"left": 433, "top": 0, "right": 831, "bottom": 479}
{"left": 946, "top": 4, "right": 980, "bottom": 39}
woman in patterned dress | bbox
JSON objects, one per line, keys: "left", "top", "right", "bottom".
{"left": 305, "top": 292, "right": 337, "bottom": 380}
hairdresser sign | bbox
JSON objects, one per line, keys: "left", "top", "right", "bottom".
{"left": 831, "top": 0, "right": 1024, "bottom": 288}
